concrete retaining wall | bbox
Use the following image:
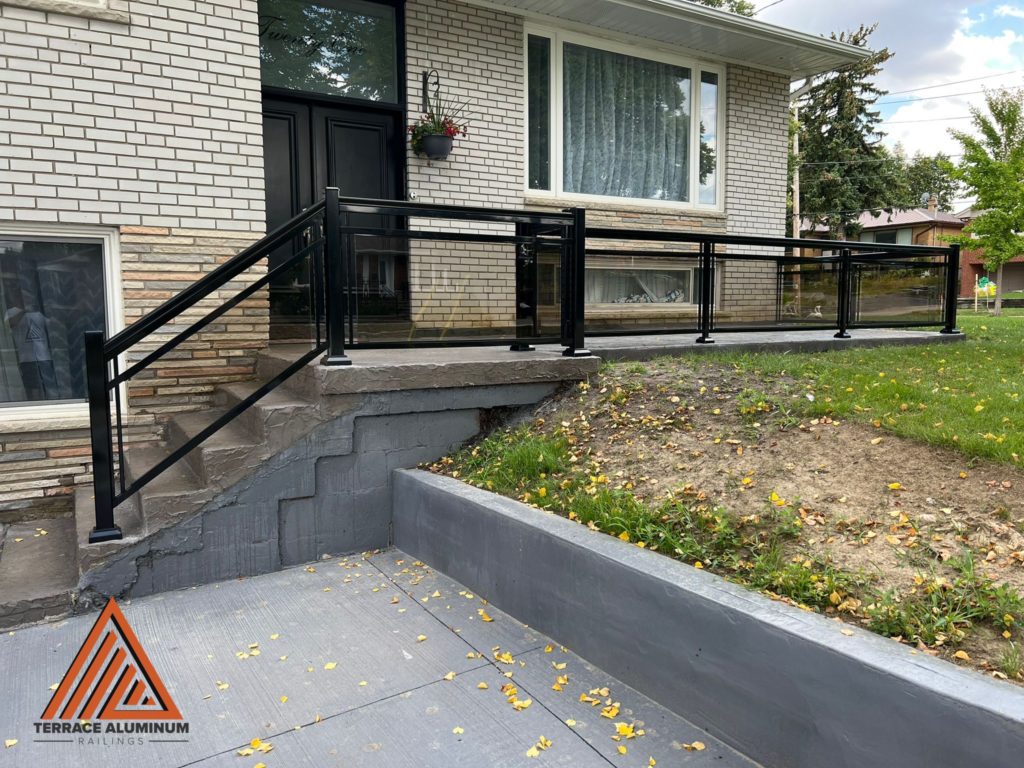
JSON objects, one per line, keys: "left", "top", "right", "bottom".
{"left": 393, "top": 469, "right": 1024, "bottom": 768}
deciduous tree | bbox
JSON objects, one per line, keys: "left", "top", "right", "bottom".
{"left": 947, "top": 88, "right": 1024, "bottom": 315}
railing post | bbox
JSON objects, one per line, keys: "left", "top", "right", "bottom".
{"left": 941, "top": 244, "right": 961, "bottom": 334}
{"left": 85, "top": 330, "right": 121, "bottom": 543}
{"left": 321, "top": 187, "right": 352, "bottom": 366}
{"left": 834, "top": 248, "right": 852, "bottom": 339}
{"left": 562, "top": 206, "right": 590, "bottom": 357}
{"left": 511, "top": 222, "right": 538, "bottom": 351}
{"left": 696, "top": 240, "right": 715, "bottom": 344}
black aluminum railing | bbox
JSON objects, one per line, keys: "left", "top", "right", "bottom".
{"left": 85, "top": 192, "right": 959, "bottom": 542}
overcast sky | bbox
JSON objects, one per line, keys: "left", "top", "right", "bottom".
{"left": 756, "top": 0, "right": 1024, "bottom": 206}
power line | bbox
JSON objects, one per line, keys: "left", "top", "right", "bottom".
{"left": 882, "top": 69, "right": 1024, "bottom": 96}
{"left": 796, "top": 154, "right": 962, "bottom": 167}
{"left": 883, "top": 115, "right": 973, "bottom": 124}
{"left": 877, "top": 88, "right": 991, "bottom": 106}
{"left": 752, "top": 0, "right": 788, "bottom": 14}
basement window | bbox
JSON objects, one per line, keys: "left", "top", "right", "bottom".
{"left": 0, "top": 234, "right": 112, "bottom": 411}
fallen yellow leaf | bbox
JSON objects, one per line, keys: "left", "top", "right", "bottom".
{"left": 954, "top": 650, "right": 971, "bottom": 661}
{"left": 684, "top": 741, "right": 706, "bottom": 751}
{"left": 477, "top": 682, "right": 489, "bottom": 690}
{"left": 324, "top": 662, "right": 337, "bottom": 670}
{"left": 416, "top": 634, "right": 427, "bottom": 643}
{"left": 453, "top": 726, "right": 464, "bottom": 735}
{"left": 443, "top": 671, "right": 457, "bottom": 681}
{"left": 4, "top": 739, "right": 17, "bottom": 749}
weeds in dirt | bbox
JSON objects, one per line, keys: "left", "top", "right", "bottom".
{"left": 864, "top": 551, "right": 1023, "bottom": 646}
{"left": 1000, "top": 643, "right": 1023, "bottom": 680}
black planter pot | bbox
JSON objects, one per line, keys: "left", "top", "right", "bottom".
{"left": 421, "top": 134, "right": 453, "bottom": 160}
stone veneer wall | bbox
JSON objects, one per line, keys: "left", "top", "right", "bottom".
{"left": 0, "top": 0, "right": 267, "bottom": 515}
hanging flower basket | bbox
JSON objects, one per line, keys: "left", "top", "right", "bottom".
{"left": 408, "top": 90, "right": 468, "bottom": 161}
{"left": 420, "top": 134, "right": 454, "bottom": 161}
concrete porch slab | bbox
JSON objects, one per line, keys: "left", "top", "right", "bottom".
{"left": 0, "top": 550, "right": 755, "bottom": 768}
{"left": 578, "top": 328, "right": 964, "bottom": 361}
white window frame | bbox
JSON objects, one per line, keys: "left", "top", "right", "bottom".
{"left": 0, "top": 224, "right": 125, "bottom": 423}
{"left": 524, "top": 25, "right": 727, "bottom": 212}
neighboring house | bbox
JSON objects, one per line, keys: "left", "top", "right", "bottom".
{"left": 801, "top": 198, "right": 966, "bottom": 249}
{"left": 955, "top": 207, "right": 1024, "bottom": 297}
{"left": 0, "top": 0, "right": 864, "bottom": 516}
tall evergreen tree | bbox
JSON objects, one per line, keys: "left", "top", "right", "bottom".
{"left": 947, "top": 88, "right": 1024, "bottom": 315}
{"left": 797, "top": 25, "right": 900, "bottom": 238}
{"left": 693, "top": 0, "right": 755, "bottom": 16}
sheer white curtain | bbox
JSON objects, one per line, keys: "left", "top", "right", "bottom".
{"left": 562, "top": 43, "right": 691, "bottom": 202}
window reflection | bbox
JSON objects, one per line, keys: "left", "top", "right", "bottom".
{"left": 258, "top": 0, "right": 398, "bottom": 102}
{"left": 699, "top": 71, "right": 718, "bottom": 205}
{"left": 0, "top": 239, "right": 106, "bottom": 406}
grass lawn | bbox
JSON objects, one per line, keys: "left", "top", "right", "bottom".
{"left": 716, "top": 310, "right": 1024, "bottom": 465}
{"left": 434, "top": 310, "right": 1024, "bottom": 682}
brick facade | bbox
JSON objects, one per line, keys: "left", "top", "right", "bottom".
{"left": 0, "top": 0, "right": 267, "bottom": 515}
{"left": 0, "top": 0, "right": 792, "bottom": 514}
{"left": 720, "top": 65, "right": 791, "bottom": 322}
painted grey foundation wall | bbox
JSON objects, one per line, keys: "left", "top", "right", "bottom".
{"left": 76, "top": 383, "right": 558, "bottom": 604}
{"left": 393, "top": 469, "right": 1024, "bottom": 768}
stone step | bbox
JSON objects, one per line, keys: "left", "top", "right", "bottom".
{"left": 214, "top": 380, "right": 323, "bottom": 453}
{"left": 165, "top": 409, "right": 267, "bottom": 490}
{"left": 0, "top": 516, "right": 78, "bottom": 630}
{"left": 74, "top": 485, "right": 144, "bottom": 576}
{"left": 124, "top": 445, "right": 214, "bottom": 533}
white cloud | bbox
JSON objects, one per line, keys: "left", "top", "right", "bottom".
{"left": 880, "top": 20, "right": 1024, "bottom": 157}
{"left": 994, "top": 5, "right": 1024, "bottom": 19}
{"left": 761, "top": 1, "right": 1024, "bottom": 157}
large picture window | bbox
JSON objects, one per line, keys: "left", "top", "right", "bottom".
{"left": 527, "top": 31, "right": 723, "bottom": 208}
{"left": 0, "top": 237, "right": 108, "bottom": 408}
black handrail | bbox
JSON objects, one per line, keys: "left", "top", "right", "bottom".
{"left": 105, "top": 201, "right": 328, "bottom": 357}
{"left": 85, "top": 192, "right": 959, "bottom": 545}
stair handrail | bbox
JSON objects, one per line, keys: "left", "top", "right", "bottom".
{"left": 86, "top": 201, "right": 330, "bottom": 543}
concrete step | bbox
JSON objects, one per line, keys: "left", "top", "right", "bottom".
{"left": 74, "top": 485, "right": 144, "bottom": 576}
{"left": 125, "top": 445, "right": 215, "bottom": 533}
{"left": 0, "top": 516, "right": 77, "bottom": 629}
{"left": 165, "top": 409, "right": 268, "bottom": 490}
{"left": 214, "top": 380, "right": 323, "bottom": 453}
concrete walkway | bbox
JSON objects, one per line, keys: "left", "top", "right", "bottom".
{"left": 0, "top": 551, "right": 756, "bottom": 768}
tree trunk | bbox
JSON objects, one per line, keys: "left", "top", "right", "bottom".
{"left": 994, "top": 262, "right": 1004, "bottom": 316}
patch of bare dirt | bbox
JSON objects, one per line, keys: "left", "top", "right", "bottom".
{"left": 528, "top": 359, "right": 1024, "bottom": 682}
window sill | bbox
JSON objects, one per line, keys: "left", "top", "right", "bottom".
{"left": 524, "top": 194, "right": 726, "bottom": 219}
{"left": 0, "top": 404, "right": 154, "bottom": 434}
{"left": 1, "top": 0, "right": 130, "bottom": 24}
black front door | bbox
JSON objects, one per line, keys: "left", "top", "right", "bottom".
{"left": 262, "top": 98, "right": 406, "bottom": 337}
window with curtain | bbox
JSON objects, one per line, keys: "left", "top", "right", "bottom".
{"left": 527, "top": 32, "right": 722, "bottom": 208}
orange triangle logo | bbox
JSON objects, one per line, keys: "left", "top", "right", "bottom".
{"left": 41, "top": 597, "right": 182, "bottom": 721}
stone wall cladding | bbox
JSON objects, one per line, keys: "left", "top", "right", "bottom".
{"left": 0, "top": 416, "right": 154, "bottom": 519}
{"left": 721, "top": 65, "right": 790, "bottom": 322}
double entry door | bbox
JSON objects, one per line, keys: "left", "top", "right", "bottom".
{"left": 262, "top": 98, "right": 407, "bottom": 338}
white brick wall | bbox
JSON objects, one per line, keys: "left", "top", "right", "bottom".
{"left": 0, "top": 0, "right": 266, "bottom": 232}
{"left": 404, "top": 0, "right": 524, "bottom": 329}
{"left": 720, "top": 65, "right": 790, "bottom": 319}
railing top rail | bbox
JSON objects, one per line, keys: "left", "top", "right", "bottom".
{"left": 334, "top": 195, "right": 574, "bottom": 226}
{"left": 104, "top": 200, "right": 326, "bottom": 358}
{"left": 585, "top": 227, "right": 954, "bottom": 255}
